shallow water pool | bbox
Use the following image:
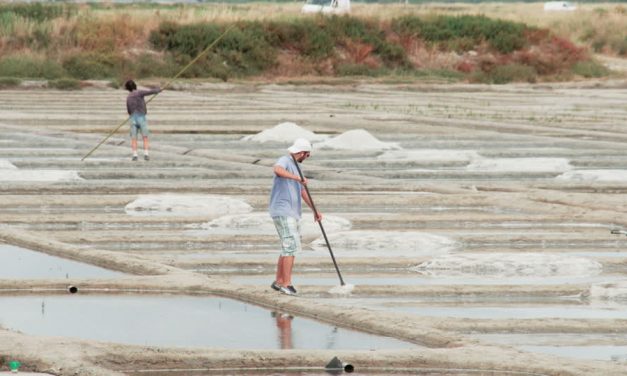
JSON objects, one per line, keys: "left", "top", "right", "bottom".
{"left": 0, "top": 295, "right": 416, "bottom": 350}
{"left": 0, "top": 244, "right": 124, "bottom": 279}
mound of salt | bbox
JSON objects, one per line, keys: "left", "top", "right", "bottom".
{"left": 377, "top": 149, "right": 479, "bottom": 162}
{"left": 556, "top": 170, "right": 627, "bottom": 182}
{"left": 316, "top": 129, "right": 399, "bottom": 151}
{"left": 0, "top": 170, "right": 82, "bottom": 182}
{"left": 241, "top": 122, "right": 328, "bottom": 143}
{"left": 328, "top": 283, "right": 355, "bottom": 296}
{"left": 466, "top": 158, "right": 572, "bottom": 172}
{"left": 125, "top": 194, "right": 252, "bottom": 217}
{"left": 412, "top": 253, "right": 602, "bottom": 278}
{"left": 200, "top": 212, "right": 352, "bottom": 235}
{"left": 310, "top": 231, "right": 457, "bottom": 258}
{"left": 0, "top": 159, "right": 18, "bottom": 170}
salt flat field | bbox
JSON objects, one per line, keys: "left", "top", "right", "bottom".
{"left": 0, "top": 81, "right": 626, "bottom": 375}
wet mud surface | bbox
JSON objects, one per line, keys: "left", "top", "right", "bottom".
{"left": 0, "top": 82, "right": 627, "bottom": 375}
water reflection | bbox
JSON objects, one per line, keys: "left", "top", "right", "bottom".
{"left": 272, "top": 311, "right": 293, "bottom": 349}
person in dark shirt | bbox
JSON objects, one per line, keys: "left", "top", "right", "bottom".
{"left": 125, "top": 80, "right": 161, "bottom": 161}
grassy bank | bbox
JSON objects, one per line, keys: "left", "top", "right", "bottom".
{"left": 0, "top": 2, "right": 618, "bottom": 84}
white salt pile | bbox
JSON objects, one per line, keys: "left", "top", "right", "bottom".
{"left": 413, "top": 253, "right": 602, "bottom": 278}
{"left": 316, "top": 129, "right": 399, "bottom": 151}
{"left": 0, "top": 159, "right": 17, "bottom": 169}
{"left": 328, "top": 283, "right": 355, "bottom": 296}
{"left": 125, "top": 194, "right": 252, "bottom": 217}
{"left": 310, "top": 231, "right": 457, "bottom": 257}
{"left": 556, "top": 170, "right": 627, "bottom": 182}
{"left": 466, "top": 158, "right": 572, "bottom": 172}
{"left": 200, "top": 212, "right": 352, "bottom": 235}
{"left": 241, "top": 122, "right": 328, "bottom": 143}
{"left": 0, "top": 170, "right": 82, "bottom": 182}
{"left": 377, "top": 149, "right": 480, "bottom": 162}
{"left": 0, "top": 159, "right": 82, "bottom": 181}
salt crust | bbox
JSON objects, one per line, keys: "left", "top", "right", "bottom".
{"left": 200, "top": 212, "right": 352, "bottom": 235}
{"left": 125, "top": 194, "right": 252, "bottom": 217}
{"left": 377, "top": 149, "right": 480, "bottom": 162}
{"left": 310, "top": 230, "right": 457, "bottom": 257}
{"left": 317, "top": 129, "right": 399, "bottom": 150}
{"left": 590, "top": 281, "right": 627, "bottom": 301}
{"left": 0, "top": 170, "right": 82, "bottom": 181}
{"left": 241, "top": 122, "right": 328, "bottom": 143}
{"left": 466, "top": 158, "right": 572, "bottom": 172}
{"left": 413, "top": 253, "right": 602, "bottom": 278}
{"left": 556, "top": 170, "right": 627, "bottom": 182}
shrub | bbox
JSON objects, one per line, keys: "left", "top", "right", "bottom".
{"left": 413, "top": 68, "right": 464, "bottom": 81}
{"left": 331, "top": 16, "right": 372, "bottom": 39}
{"left": 219, "top": 23, "right": 277, "bottom": 74}
{"left": 571, "top": 60, "right": 609, "bottom": 78}
{"left": 150, "top": 22, "right": 222, "bottom": 57}
{"left": 0, "top": 77, "right": 21, "bottom": 88}
{"left": 48, "top": 78, "right": 81, "bottom": 90}
{"left": 0, "top": 55, "right": 65, "bottom": 79}
{"left": 474, "top": 63, "right": 537, "bottom": 84}
{"left": 392, "top": 15, "right": 527, "bottom": 54}
{"left": 62, "top": 53, "right": 117, "bottom": 80}
{"left": 0, "top": 3, "right": 74, "bottom": 22}
{"left": 131, "top": 53, "right": 180, "bottom": 79}
{"left": 266, "top": 19, "right": 334, "bottom": 60}
{"left": 336, "top": 63, "right": 385, "bottom": 76}
{"left": 616, "top": 38, "right": 627, "bottom": 56}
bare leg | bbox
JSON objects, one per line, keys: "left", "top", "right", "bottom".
{"left": 142, "top": 136, "right": 149, "bottom": 155}
{"left": 131, "top": 138, "right": 138, "bottom": 155}
{"left": 275, "top": 256, "right": 284, "bottom": 285}
{"left": 275, "top": 313, "right": 293, "bottom": 349}
{"left": 280, "top": 256, "right": 295, "bottom": 286}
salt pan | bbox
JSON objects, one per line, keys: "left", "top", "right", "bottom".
{"left": 125, "top": 194, "right": 252, "bottom": 217}
{"left": 413, "top": 253, "right": 602, "bottom": 278}
{"left": 310, "top": 230, "right": 457, "bottom": 257}
{"left": 377, "top": 149, "right": 479, "bottom": 162}
{"left": 200, "top": 212, "right": 352, "bottom": 235}
{"left": 556, "top": 170, "right": 627, "bottom": 182}
{"left": 590, "top": 281, "right": 627, "bottom": 301}
{"left": 0, "top": 170, "right": 82, "bottom": 182}
{"left": 466, "top": 158, "right": 572, "bottom": 172}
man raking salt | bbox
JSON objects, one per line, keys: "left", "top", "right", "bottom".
{"left": 269, "top": 138, "right": 353, "bottom": 296}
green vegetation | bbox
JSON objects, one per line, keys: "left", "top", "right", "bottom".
{"left": 0, "top": 3, "right": 75, "bottom": 22}
{"left": 48, "top": 78, "right": 81, "bottom": 90}
{"left": 392, "top": 15, "right": 527, "bottom": 53}
{"left": 0, "top": 55, "right": 65, "bottom": 79}
{"left": 472, "top": 63, "right": 537, "bottom": 84}
{"left": 571, "top": 60, "right": 610, "bottom": 78}
{"left": 0, "top": 3, "right": 608, "bottom": 84}
{"left": 0, "top": 77, "right": 21, "bottom": 88}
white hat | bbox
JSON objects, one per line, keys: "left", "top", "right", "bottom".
{"left": 287, "top": 138, "right": 312, "bottom": 154}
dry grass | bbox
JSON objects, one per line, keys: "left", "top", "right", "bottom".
{"left": 0, "top": 2, "right": 622, "bottom": 82}
{"left": 3, "top": 2, "right": 626, "bottom": 55}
